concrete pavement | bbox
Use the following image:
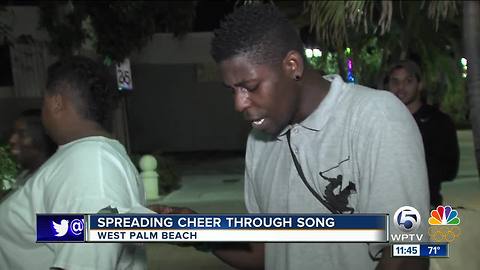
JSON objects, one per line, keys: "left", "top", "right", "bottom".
{"left": 430, "top": 130, "right": 479, "bottom": 270}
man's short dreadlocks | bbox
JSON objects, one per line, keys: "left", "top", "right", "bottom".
{"left": 211, "top": 3, "right": 305, "bottom": 65}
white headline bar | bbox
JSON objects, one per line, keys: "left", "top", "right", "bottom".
{"left": 88, "top": 229, "right": 386, "bottom": 242}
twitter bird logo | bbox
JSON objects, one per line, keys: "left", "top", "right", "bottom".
{"left": 52, "top": 220, "right": 69, "bottom": 237}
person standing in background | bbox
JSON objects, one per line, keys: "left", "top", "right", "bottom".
{"left": 1, "top": 109, "right": 56, "bottom": 201}
{"left": 386, "top": 60, "right": 460, "bottom": 207}
{"left": 8, "top": 109, "right": 56, "bottom": 187}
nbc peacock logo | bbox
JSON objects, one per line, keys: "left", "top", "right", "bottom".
{"left": 428, "top": 205, "right": 461, "bottom": 242}
{"left": 428, "top": 205, "right": 461, "bottom": 225}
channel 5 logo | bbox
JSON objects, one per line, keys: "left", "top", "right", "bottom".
{"left": 390, "top": 206, "right": 424, "bottom": 242}
{"left": 37, "top": 214, "right": 85, "bottom": 242}
{"left": 394, "top": 206, "right": 421, "bottom": 232}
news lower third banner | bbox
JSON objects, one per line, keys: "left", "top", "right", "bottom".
{"left": 37, "top": 214, "right": 388, "bottom": 243}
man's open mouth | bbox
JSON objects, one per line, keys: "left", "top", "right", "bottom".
{"left": 252, "top": 118, "right": 265, "bottom": 126}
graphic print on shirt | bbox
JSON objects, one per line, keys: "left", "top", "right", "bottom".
{"left": 319, "top": 156, "right": 356, "bottom": 213}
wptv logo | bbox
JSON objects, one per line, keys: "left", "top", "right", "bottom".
{"left": 390, "top": 206, "right": 424, "bottom": 242}
{"left": 390, "top": 205, "right": 462, "bottom": 243}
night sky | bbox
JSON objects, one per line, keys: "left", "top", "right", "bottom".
{"left": 192, "top": 0, "right": 235, "bottom": 32}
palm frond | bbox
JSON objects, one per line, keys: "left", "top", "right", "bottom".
{"left": 427, "top": 1, "right": 459, "bottom": 31}
{"left": 305, "top": 1, "right": 346, "bottom": 47}
{"left": 376, "top": 1, "right": 393, "bottom": 35}
{"left": 304, "top": 0, "right": 459, "bottom": 48}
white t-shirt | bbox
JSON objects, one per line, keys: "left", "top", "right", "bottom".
{"left": 0, "top": 136, "right": 147, "bottom": 270}
{"left": 245, "top": 75, "right": 430, "bottom": 270}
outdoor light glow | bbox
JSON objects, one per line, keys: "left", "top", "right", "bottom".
{"left": 305, "top": 49, "right": 313, "bottom": 58}
{"left": 346, "top": 58, "right": 355, "bottom": 83}
{"left": 346, "top": 47, "right": 351, "bottom": 55}
{"left": 347, "top": 74, "right": 355, "bottom": 83}
{"left": 313, "top": 49, "right": 322, "bottom": 57}
{"left": 460, "top": 57, "right": 468, "bottom": 78}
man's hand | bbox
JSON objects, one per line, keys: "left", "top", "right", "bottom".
{"left": 148, "top": 204, "right": 264, "bottom": 268}
{"left": 147, "top": 204, "right": 201, "bottom": 248}
{"left": 148, "top": 204, "right": 196, "bottom": 214}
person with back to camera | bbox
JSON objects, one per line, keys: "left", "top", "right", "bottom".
{"left": 0, "top": 56, "right": 147, "bottom": 270}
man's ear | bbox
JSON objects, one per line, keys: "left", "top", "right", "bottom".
{"left": 282, "top": 50, "right": 305, "bottom": 81}
{"left": 45, "top": 93, "right": 65, "bottom": 116}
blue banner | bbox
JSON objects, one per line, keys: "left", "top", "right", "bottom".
{"left": 420, "top": 243, "right": 448, "bottom": 257}
{"left": 37, "top": 214, "right": 85, "bottom": 242}
{"left": 37, "top": 214, "right": 388, "bottom": 243}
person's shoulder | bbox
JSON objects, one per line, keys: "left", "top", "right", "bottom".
{"left": 343, "top": 84, "right": 408, "bottom": 118}
{"left": 324, "top": 75, "right": 400, "bottom": 110}
{"left": 423, "top": 104, "right": 455, "bottom": 124}
{"left": 59, "top": 137, "right": 127, "bottom": 165}
{"left": 430, "top": 104, "right": 453, "bottom": 118}
{"left": 64, "top": 136, "right": 123, "bottom": 153}
{"left": 348, "top": 83, "right": 399, "bottom": 103}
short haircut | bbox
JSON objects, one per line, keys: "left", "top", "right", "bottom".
{"left": 45, "top": 56, "right": 119, "bottom": 126}
{"left": 386, "top": 60, "right": 422, "bottom": 83}
{"left": 210, "top": 3, "right": 305, "bottom": 65}
{"left": 18, "top": 109, "right": 56, "bottom": 157}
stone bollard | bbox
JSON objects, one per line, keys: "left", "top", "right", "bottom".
{"left": 139, "top": 154, "right": 160, "bottom": 200}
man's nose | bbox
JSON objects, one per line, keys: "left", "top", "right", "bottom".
{"left": 233, "top": 89, "right": 251, "bottom": 112}
{"left": 396, "top": 81, "right": 406, "bottom": 91}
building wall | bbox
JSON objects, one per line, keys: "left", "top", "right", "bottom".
{"left": 130, "top": 32, "right": 215, "bottom": 65}
{"left": 126, "top": 32, "right": 250, "bottom": 153}
{"left": 1, "top": 9, "right": 250, "bottom": 151}
{"left": 128, "top": 63, "right": 249, "bottom": 153}
{"left": 1, "top": 7, "right": 50, "bottom": 142}
{"left": 2, "top": 6, "right": 49, "bottom": 41}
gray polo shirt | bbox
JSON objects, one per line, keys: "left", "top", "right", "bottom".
{"left": 244, "top": 75, "right": 429, "bottom": 270}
